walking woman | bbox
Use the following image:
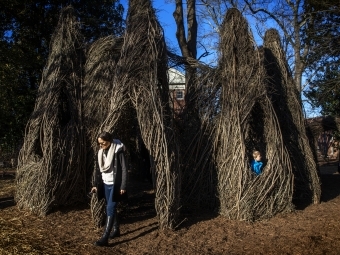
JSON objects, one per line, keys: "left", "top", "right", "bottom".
{"left": 91, "top": 131, "right": 127, "bottom": 246}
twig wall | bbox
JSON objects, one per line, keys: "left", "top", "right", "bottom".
{"left": 15, "top": 6, "right": 85, "bottom": 216}
{"left": 263, "top": 29, "right": 321, "bottom": 205}
{"left": 119, "top": 0, "right": 180, "bottom": 229}
{"left": 214, "top": 8, "right": 294, "bottom": 221}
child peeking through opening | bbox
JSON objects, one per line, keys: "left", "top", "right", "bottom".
{"left": 251, "top": 150, "right": 263, "bottom": 176}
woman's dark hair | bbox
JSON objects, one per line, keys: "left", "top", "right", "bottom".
{"left": 98, "top": 131, "right": 113, "bottom": 142}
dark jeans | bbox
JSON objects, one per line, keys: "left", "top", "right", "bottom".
{"left": 104, "top": 184, "right": 117, "bottom": 217}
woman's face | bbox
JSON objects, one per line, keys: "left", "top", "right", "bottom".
{"left": 98, "top": 138, "right": 111, "bottom": 150}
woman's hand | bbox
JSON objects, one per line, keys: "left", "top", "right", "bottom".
{"left": 120, "top": 190, "right": 126, "bottom": 195}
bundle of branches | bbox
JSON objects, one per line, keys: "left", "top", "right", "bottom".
{"left": 15, "top": 6, "right": 85, "bottom": 216}
{"left": 165, "top": 14, "right": 221, "bottom": 212}
{"left": 83, "top": 36, "right": 124, "bottom": 148}
{"left": 175, "top": 66, "right": 221, "bottom": 211}
{"left": 82, "top": 36, "right": 124, "bottom": 227}
{"left": 263, "top": 29, "right": 321, "bottom": 205}
{"left": 118, "top": 0, "right": 180, "bottom": 230}
{"left": 214, "top": 8, "right": 294, "bottom": 221}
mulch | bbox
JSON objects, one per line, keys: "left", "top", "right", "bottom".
{"left": 1, "top": 160, "right": 340, "bottom": 254}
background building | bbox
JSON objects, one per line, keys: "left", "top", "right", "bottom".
{"left": 168, "top": 68, "right": 185, "bottom": 115}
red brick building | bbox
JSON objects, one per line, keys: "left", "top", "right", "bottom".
{"left": 168, "top": 68, "right": 185, "bottom": 115}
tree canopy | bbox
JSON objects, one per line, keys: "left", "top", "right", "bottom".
{"left": 303, "top": 0, "right": 340, "bottom": 117}
{"left": 0, "top": 0, "right": 124, "bottom": 153}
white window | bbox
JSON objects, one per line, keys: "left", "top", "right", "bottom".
{"left": 176, "top": 91, "right": 184, "bottom": 100}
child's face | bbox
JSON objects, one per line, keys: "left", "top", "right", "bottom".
{"left": 255, "top": 154, "right": 262, "bottom": 161}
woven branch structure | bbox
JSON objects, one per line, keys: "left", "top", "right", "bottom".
{"left": 214, "top": 8, "right": 294, "bottom": 220}
{"left": 14, "top": 4, "right": 322, "bottom": 227}
{"left": 83, "top": 36, "right": 124, "bottom": 227}
{"left": 175, "top": 66, "right": 220, "bottom": 211}
{"left": 119, "top": 0, "right": 180, "bottom": 229}
{"left": 15, "top": 6, "right": 86, "bottom": 216}
{"left": 263, "top": 29, "right": 321, "bottom": 205}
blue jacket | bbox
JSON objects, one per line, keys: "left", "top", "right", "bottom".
{"left": 251, "top": 160, "right": 263, "bottom": 175}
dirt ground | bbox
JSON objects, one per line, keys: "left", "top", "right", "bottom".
{"left": 1, "top": 159, "right": 340, "bottom": 255}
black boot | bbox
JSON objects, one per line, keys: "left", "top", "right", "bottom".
{"left": 95, "top": 216, "right": 114, "bottom": 246}
{"left": 109, "top": 213, "right": 120, "bottom": 239}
